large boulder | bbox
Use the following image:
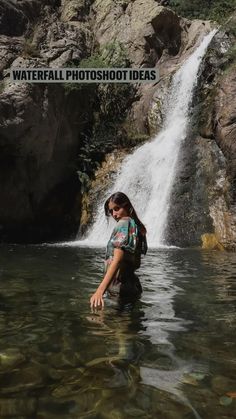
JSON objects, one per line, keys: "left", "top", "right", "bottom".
{"left": 92, "top": 0, "right": 182, "bottom": 66}
{"left": 61, "top": 0, "right": 93, "bottom": 22}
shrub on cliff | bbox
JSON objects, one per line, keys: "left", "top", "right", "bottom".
{"left": 169, "top": 0, "right": 235, "bottom": 22}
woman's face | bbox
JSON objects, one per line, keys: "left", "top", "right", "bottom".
{"left": 108, "top": 200, "right": 129, "bottom": 222}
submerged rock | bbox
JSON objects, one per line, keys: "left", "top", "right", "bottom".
{"left": 1, "top": 363, "right": 47, "bottom": 394}
{"left": 0, "top": 348, "right": 26, "bottom": 371}
{"left": 37, "top": 397, "right": 76, "bottom": 418}
{"left": 0, "top": 397, "right": 36, "bottom": 416}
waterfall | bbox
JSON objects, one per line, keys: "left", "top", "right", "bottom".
{"left": 74, "top": 30, "right": 217, "bottom": 248}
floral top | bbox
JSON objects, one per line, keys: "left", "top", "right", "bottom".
{"left": 104, "top": 217, "right": 146, "bottom": 278}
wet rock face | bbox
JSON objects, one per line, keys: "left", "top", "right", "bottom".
{"left": 209, "top": 66, "right": 236, "bottom": 250}
{"left": 196, "top": 28, "right": 236, "bottom": 250}
{"left": 164, "top": 135, "right": 215, "bottom": 248}
{"left": 165, "top": 27, "right": 236, "bottom": 250}
{"left": 214, "top": 68, "right": 236, "bottom": 195}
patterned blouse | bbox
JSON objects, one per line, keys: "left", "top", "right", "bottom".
{"left": 104, "top": 217, "right": 146, "bottom": 278}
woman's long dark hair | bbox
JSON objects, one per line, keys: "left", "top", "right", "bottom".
{"left": 104, "top": 191, "right": 147, "bottom": 254}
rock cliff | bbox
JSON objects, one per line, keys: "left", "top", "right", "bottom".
{"left": 0, "top": 0, "right": 94, "bottom": 241}
{"left": 164, "top": 23, "right": 236, "bottom": 250}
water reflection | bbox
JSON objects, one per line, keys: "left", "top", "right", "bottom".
{"left": 138, "top": 250, "right": 208, "bottom": 419}
{"left": 0, "top": 245, "right": 235, "bottom": 418}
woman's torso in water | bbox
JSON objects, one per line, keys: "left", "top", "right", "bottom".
{"left": 104, "top": 217, "right": 144, "bottom": 296}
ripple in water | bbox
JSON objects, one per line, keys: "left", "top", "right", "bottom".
{"left": 0, "top": 245, "right": 235, "bottom": 418}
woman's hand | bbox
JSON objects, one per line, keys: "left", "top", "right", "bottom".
{"left": 90, "top": 288, "right": 104, "bottom": 310}
{"left": 90, "top": 249, "right": 124, "bottom": 309}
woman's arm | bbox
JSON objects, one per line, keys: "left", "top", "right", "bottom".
{"left": 90, "top": 248, "right": 124, "bottom": 309}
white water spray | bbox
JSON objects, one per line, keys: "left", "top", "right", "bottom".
{"left": 72, "top": 30, "right": 217, "bottom": 248}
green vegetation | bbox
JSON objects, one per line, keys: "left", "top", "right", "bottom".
{"left": 168, "top": 0, "right": 235, "bottom": 22}
{"left": 65, "top": 41, "right": 137, "bottom": 192}
{"left": 223, "top": 12, "right": 236, "bottom": 36}
{"left": 76, "top": 135, "right": 98, "bottom": 194}
{"left": 79, "top": 53, "right": 107, "bottom": 69}
{"left": 99, "top": 41, "right": 130, "bottom": 67}
{"left": 64, "top": 41, "right": 130, "bottom": 95}
{"left": 79, "top": 41, "right": 129, "bottom": 68}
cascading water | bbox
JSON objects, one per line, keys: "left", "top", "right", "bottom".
{"left": 76, "top": 30, "right": 217, "bottom": 248}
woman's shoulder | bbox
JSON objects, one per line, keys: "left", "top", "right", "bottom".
{"left": 117, "top": 217, "right": 133, "bottom": 226}
{"left": 115, "top": 218, "right": 138, "bottom": 234}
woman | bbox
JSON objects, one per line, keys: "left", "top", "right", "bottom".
{"left": 90, "top": 192, "right": 147, "bottom": 309}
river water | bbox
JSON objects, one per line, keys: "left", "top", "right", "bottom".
{"left": 0, "top": 244, "right": 235, "bottom": 418}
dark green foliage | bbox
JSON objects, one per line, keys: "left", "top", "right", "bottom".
{"left": 99, "top": 41, "right": 130, "bottom": 67}
{"left": 76, "top": 136, "right": 99, "bottom": 193}
{"left": 63, "top": 41, "right": 130, "bottom": 95}
{"left": 98, "top": 83, "right": 136, "bottom": 120}
{"left": 76, "top": 124, "right": 124, "bottom": 192}
{"left": 168, "top": 0, "right": 235, "bottom": 22}
{"left": 67, "top": 41, "right": 137, "bottom": 191}
{"left": 75, "top": 83, "right": 138, "bottom": 192}
{"left": 79, "top": 53, "right": 107, "bottom": 68}
{"left": 63, "top": 53, "right": 107, "bottom": 95}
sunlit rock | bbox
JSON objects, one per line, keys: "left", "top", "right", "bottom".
{"left": 201, "top": 233, "right": 225, "bottom": 250}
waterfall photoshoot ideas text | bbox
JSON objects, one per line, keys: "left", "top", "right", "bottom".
{"left": 10, "top": 68, "right": 159, "bottom": 83}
